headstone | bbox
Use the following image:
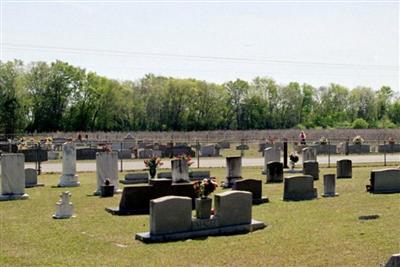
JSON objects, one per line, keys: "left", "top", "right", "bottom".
{"left": 150, "top": 196, "right": 192, "bottom": 235}
{"left": 25, "top": 168, "right": 43, "bottom": 188}
{"left": 120, "top": 172, "right": 149, "bottom": 184}
{"left": 76, "top": 147, "right": 100, "bottom": 160}
{"left": 189, "top": 170, "right": 211, "bottom": 181}
{"left": 266, "top": 162, "right": 284, "bottom": 183}
{"left": 137, "top": 148, "right": 153, "bottom": 159}
{"left": 106, "top": 180, "right": 196, "bottom": 215}
{"left": 302, "top": 147, "right": 317, "bottom": 164}
{"left": 378, "top": 144, "right": 400, "bottom": 153}
{"left": 200, "top": 145, "right": 220, "bottom": 157}
{"left": 232, "top": 179, "right": 268, "bottom": 204}
{"left": 337, "top": 159, "right": 352, "bottom": 179}
{"left": 303, "top": 161, "right": 319, "bottom": 180}
{"left": 157, "top": 172, "right": 172, "bottom": 179}
{"left": 47, "top": 151, "right": 60, "bottom": 160}
{"left": 367, "top": 168, "right": 400, "bottom": 194}
{"left": 283, "top": 175, "right": 317, "bottom": 201}
{"left": 0, "top": 153, "right": 29, "bottom": 201}
{"left": 171, "top": 159, "right": 190, "bottom": 183}
{"left": 95, "top": 151, "right": 120, "bottom": 195}
{"left": 263, "top": 147, "right": 281, "bottom": 173}
{"left": 222, "top": 157, "right": 242, "bottom": 188}
{"left": 19, "top": 148, "right": 48, "bottom": 162}
{"left": 347, "top": 144, "right": 370, "bottom": 154}
{"left": 322, "top": 174, "right": 338, "bottom": 197}
{"left": 135, "top": 191, "right": 266, "bottom": 243}
{"left": 314, "top": 144, "right": 337, "bottom": 154}
{"left": 53, "top": 191, "right": 74, "bottom": 219}
{"left": 122, "top": 134, "right": 135, "bottom": 149}
{"left": 218, "top": 141, "right": 230, "bottom": 149}
{"left": 214, "top": 190, "right": 252, "bottom": 227}
{"left": 58, "top": 142, "right": 80, "bottom": 187}
{"left": 385, "top": 253, "right": 400, "bottom": 267}
{"left": 118, "top": 149, "right": 132, "bottom": 159}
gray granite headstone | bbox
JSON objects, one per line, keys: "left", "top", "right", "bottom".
{"left": 385, "top": 253, "right": 400, "bottom": 267}
{"left": 337, "top": 159, "right": 352, "bottom": 179}
{"left": 25, "top": 168, "right": 43, "bottom": 188}
{"left": 283, "top": 175, "right": 317, "bottom": 201}
{"left": 303, "top": 161, "right": 319, "bottom": 180}
{"left": 214, "top": 190, "right": 252, "bottom": 227}
{"left": 266, "top": 161, "right": 283, "bottom": 183}
{"left": 367, "top": 168, "right": 400, "bottom": 194}
{"left": 263, "top": 147, "right": 281, "bottom": 172}
{"left": 58, "top": 142, "right": 80, "bottom": 187}
{"left": 302, "top": 147, "right": 317, "bottom": 164}
{"left": 223, "top": 157, "right": 242, "bottom": 188}
{"left": 233, "top": 179, "right": 268, "bottom": 204}
{"left": 322, "top": 174, "right": 338, "bottom": 197}
{"left": 150, "top": 196, "right": 192, "bottom": 235}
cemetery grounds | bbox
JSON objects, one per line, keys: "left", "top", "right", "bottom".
{"left": 0, "top": 163, "right": 399, "bottom": 267}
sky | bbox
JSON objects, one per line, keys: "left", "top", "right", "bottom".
{"left": 1, "top": 0, "right": 399, "bottom": 91}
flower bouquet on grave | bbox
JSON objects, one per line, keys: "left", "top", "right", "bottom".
{"left": 175, "top": 154, "right": 194, "bottom": 167}
{"left": 352, "top": 135, "right": 364, "bottom": 145}
{"left": 319, "top": 136, "right": 328, "bottom": 145}
{"left": 289, "top": 151, "right": 299, "bottom": 170}
{"left": 388, "top": 137, "right": 396, "bottom": 145}
{"left": 193, "top": 178, "right": 218, "bottom": 219}
{"left": 101, "top": 144, "right": 112, "bottom": 152}
{"left": 144, "top": 157, "right": 163, "bottom": 178}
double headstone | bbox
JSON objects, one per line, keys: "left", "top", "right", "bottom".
{"left": 222, "top": 157, "right": 242, "bottom": 188}
{"left": 337, "top": 159, "right": 352, "bottom": 179}
{"left": 0, "top": 153, "right": 29, "bottom": 201}
{"left": 58, "top": 142, "right": 80, "bottom": 187}
{"left": 95, "top": 151, "right": 120, "bottom": 195}
{"left": 302, "top": 147, "right": 317, "bottom": 165}
{"left": 283, "top": 175, "right": 317, "bottom": 201}
{"left": 171, "top": 159, "right": 190, "bottom": 183}
{"left": 266, "top": 162, "right": 283, "bottom": 183}
{"left": 322, "top": 174, "right": 338, "bottom": 197}
{"left": 233, "top": 179, "right": 269, "bottom": 204}
{"left": 135, "top": 191, "right": 266, "bottom": 243}
{"left": 120, "top": 172, "right": 149, "bottom": 184}
{"left": 303, "top": 161, "right": 319, "bottom": 180}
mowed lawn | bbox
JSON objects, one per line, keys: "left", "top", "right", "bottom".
{"left": 1, "top": 165, "right": 399, "bottom": 267}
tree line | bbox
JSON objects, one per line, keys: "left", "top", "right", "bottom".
{"left": 1, "top": 60, "right": 399, "bottom": 137}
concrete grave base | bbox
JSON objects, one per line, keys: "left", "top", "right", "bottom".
{"left": 0, "top": 193, "right": 29, "bottom": 201}
{"left": 26, "top": 183, "right": 45, "bottom": 188}
{"left": 135, "top": 219, "right": 266, "bottom": 243}
{"left": 93, "top": 189, "right": 122, "bottom": 196}
{"left": 322, "top": 193, "right": 339, "bottom": 197}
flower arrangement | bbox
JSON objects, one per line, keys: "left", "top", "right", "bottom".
{"left": 388, "top": 137, "right": 396, "bottom": 145}
{"left": 352, "top": 135, "right": 364, "bottom": 145}
{"left": 175, "top": 154, "right": 194, "bottom": 166}
{"left": 319, "top": 136, "right": 328, "bottom": 145}
{"left": 144, "top": 157, "right": 163, "bottom": 169}
{"left": 104, "top": 178, "right": 111, "bottom": 186}
{"left": 289, "top": 151, "right": 299, "bottom": 163}
{"left": 101, "top": 144, "right": 112, "bottom": 152}
{"left": 193, "top": 178, "right": 218, "bottom": 198}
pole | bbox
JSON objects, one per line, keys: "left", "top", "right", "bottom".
{"left": 328, "top": 139, "right": 331, "bottom": 168}
{"left": 120, "top": 141, "right": 123, "bottom": 172}
{"left": 283, "top": 139, "right": 288, "bottom": 168}
{"left": 383, "top": 140, "right": 387, "bottom": 166}
{"left": 196, "top": 140, "right": 200, "bottom": 169}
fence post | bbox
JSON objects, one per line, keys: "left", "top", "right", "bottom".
{"left": 240, "top": 139, "right": 245, "bottom": 157}
{"left": 328, "top": 139, "right": 331, "bottom": 168}
{"left": 196, "top": 140, "right": 200, "bottom": 169}
{"left": 120, "top": 141, "right": 123, "bottom": 172}
{"left": 383, "top": 140, "right": 387, "bottom": 166}
{"left": 283, "top": 139, "right": 288, "bottom": 168}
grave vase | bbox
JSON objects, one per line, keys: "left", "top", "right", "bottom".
{"left": 149, "top": 168, "right": 157, "bottom": 179}
{"left": 100, "top": 185, "right": 115, "bottom": 198}
{"left": 195, "top": 197, "right": 212, "bottom": 219}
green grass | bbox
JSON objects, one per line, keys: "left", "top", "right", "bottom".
{"left": 1, "top": 166, "right": 399, "bottom": 267}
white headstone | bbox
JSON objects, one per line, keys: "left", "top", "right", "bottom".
{"left": 95, "top": 151, "right": 120, "bottom": 194}
{"left": 58, "top": 142, "right": 80, "bottom": 187}
{"left": 0, "top": 153, "right": 29, "bottom": 201}
{"left": 302, "top": 147, "right": 317, "bottom": 164}
{"left": 53, "top": 191, "right": 74, "bottom": 219}
{"left": 171, "top": 159, "right": 190, "bottom": 183}
{"left": 264, "top": 147, "right": 281, "bottom": 171}
{"left": 322, "top": 174, "right": 339, "bottom": 197}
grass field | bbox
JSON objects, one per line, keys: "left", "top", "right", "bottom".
{"left": 1, "top": 165, "right": 399, "bottom": 267}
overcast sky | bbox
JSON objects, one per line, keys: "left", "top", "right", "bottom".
{"left": 1, "top": 1, "right": 399, "bottom": 91}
